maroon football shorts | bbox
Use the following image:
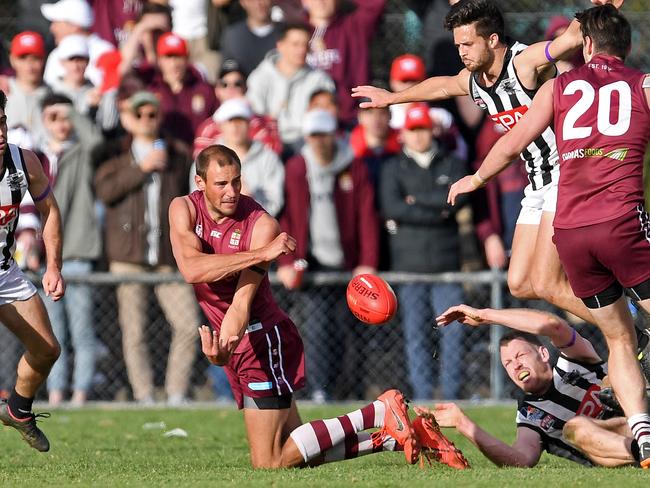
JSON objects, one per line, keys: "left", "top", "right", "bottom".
{"left": 224, "top": 318, "right": 306, "bottom": 409}
{"left": 553, "top": 204, "right": 650, "bottom": 298}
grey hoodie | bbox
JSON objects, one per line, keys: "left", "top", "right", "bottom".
{"left": 302, "top": 139, "right": 353, "bottom": 268}
{"left": 246, "top": 51, "right": 335, "bottom": 144}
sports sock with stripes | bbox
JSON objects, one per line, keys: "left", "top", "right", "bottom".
{"left": 289, "top": 400, "right": 386, "bottom": 462}
{"left": 321, "top": 432, "right": 397, "bottom": 463}
{"left": 7, "top": 388, "right": 34, "bottom": 420}
{"left": 627, "top": 413, "right": 650, "bottom": 447}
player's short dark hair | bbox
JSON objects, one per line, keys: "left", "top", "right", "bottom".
{"left": 196, "top": 144, "right": 241, "bottom": 180}
{"left": 278, "top": 22, "right": 311, "bottom": 41}
{"left": 41, "top": 93, "right": 74, "bottom": 110}
{"left": 576, "top": 4, "right": 631, "bottom": 60}
{"left": 0, "top": 90, "right": 6, "bottom": 111}
{"left": 499, "top": 330, "right": 544, "bottom": 349}
{"left": 444, "top": 0, "right": 505, "bottom": 42}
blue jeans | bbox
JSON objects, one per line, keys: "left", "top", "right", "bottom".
{"left": 398, "top": 283, "right": 465, "bottom": 400}
{"left": 43, "top": 260, "right": 97, "bottom": 393}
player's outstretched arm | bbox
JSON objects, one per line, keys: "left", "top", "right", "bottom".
{"left": 437, "top": 305, "right": 601, "bottom": 363}
{"left": 414, "top": 404, "right": 543, "bottom": 468}
{"left": 169, "top": 197, "right": 295, "bottom": 284}
{"left": 24, "top": 149, "right": 65, "bottom": 301}
{"left": 351, "top": 69, "right": 471, "bottom": 108}
{"left": 447, "top": 79, "right": 554, "bottom": 206}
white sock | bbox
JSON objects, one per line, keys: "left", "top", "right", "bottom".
{"left": 628, "top": 413, "right": 650, "bottom": 446}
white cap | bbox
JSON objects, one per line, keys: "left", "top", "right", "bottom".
{"left": 41, "top": 0, "right": 94, "bottom": 29}
{"left": 213, "top": 98, "right": 253, "bottom": 123}
{"left": 57, "top": 34, "right": 89, "bottom": 60}
{"left": 302, "top": 110, "right": 337, "bottom": 136}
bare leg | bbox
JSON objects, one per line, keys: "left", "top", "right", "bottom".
{"left": 563, "top": 416, "right": 635, "bottom": 467}
{"left": 0, "top": 295, "right": 60, "bottom": 398}
{"left": 242, "top": 402, "right": 295, "bottom": 468}
{"left": 529, "top": 212, "right": 595, "bottom": 323}
{"left": 591, "top": 296, "right": 647, "bottom": 417}
{"left": 507, "top": 223, "right": 539, "bottom": 300}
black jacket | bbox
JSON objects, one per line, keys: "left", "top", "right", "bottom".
{"left": 379, "top": 147, "right": 468, "bottom": 273}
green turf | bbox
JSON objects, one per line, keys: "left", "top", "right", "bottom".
{"left": 0, "top": 404, "right": 647, "bottom": 487}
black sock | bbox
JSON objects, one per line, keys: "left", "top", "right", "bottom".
{"left": 7, "top": 389, "right": 34, "bottom": 419}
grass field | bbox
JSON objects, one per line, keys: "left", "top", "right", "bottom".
{"left": 0, "top": 404, "right": 648, "bottom": 487}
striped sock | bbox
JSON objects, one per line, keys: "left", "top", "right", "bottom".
{"left": 289, "top": 401, "right": 386, "bottom": 462}
{"left": 628, "top": 413, "right": 650, "bottom": 446}
{"left": 322, "top": 432, "right": 397, "bottom": 463}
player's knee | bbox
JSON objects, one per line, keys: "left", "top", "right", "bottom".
{"left": 40, "top": 340, "right": 61, "bottom": 365}
{"left": 507, "top": 272, "right": 535, "bottom": 299}
{"left": 563, "top": 416, "right": 588, "bottom": 444}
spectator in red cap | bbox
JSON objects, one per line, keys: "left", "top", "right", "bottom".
{"left": 379, "top": 102, "right": 469, "bottom": 401}
{"left": 388, "top": 54, "right": 426, "bottom": 129}
{"left": 126, "top": 31, "right": 218, "bottom": 145}
{"left": 41, "top": 0, "right": 115, "bottom": 88}
{"left": 0, "top": 32, "right": 51, "bottom": 144}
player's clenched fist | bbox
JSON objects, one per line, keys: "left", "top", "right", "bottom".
{"left": 260, "top": 232, "right": 296, "bottom": 262}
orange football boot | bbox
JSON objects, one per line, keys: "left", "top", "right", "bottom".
{"left": 371, "top": 389, "right": 420, "bottom": 464}
{"left": 413, "top": 414, "right": 469, "bottom": 469}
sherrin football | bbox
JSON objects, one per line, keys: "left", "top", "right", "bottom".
{"left": 346, "top": 274, "right": 398, "bottom": 325}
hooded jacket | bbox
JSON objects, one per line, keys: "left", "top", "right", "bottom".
{"left": 246, "top": 51, "right": 335, "bottom": 144}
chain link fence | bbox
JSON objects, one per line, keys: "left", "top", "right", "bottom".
{"left": 0, "top": 271, "right": 610, "bottom": 404}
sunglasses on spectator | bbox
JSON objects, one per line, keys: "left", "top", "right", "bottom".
{"left": 135, "top": 109, "right": 159, "bottom": 120}
{"left": 218, "top": 79, "right": 245, "bottom": 89}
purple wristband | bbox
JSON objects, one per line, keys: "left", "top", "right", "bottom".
{"left": 558, "top": 328, "right": 577, "bottom": 349}
{"left": 545, "top": 41, "right": 556, "bottom": 63}
{"left": 33, "top": 184, "right": 51, "bottom": 202}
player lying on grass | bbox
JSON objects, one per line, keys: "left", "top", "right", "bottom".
{"left": 353, "top": 0, "right": 624, "bottom": 328}
{"left": 445, "top": 4, "right": 650, "bottom": 467}
{"left": 170, "top": 144, "right": 470, "bottom": 469}
{"left": 422, "top": 305, "right": 645, "bottom": 467}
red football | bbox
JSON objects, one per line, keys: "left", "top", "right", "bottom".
{"left": 346, "top": 274, "right": 398, "bottom": 325}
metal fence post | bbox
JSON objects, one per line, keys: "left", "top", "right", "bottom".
{"left": 489, "top": 268, "right": 505, "bottom": 400}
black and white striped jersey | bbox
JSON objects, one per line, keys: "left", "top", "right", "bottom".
{"left": 0, "top": 144, "right": 29, "bottom": 271}
{"left": 516, "top": 354, "right": 608, "bottom": 466}
{"left": 469, "top": 41, "right": 558, "bottom": 190}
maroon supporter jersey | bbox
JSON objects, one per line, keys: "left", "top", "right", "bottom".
{"left": 188, "top": 191, "right": 288, "bottom": 332}
{"left": 553, "top": 54, "right": 650, "bottom": 229}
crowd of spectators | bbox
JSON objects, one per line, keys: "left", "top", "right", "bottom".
{"left": 0, "top": 0, "right": 533, "bottom": 404}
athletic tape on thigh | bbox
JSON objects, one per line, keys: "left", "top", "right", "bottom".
{"left": 581, "top": 281, "right": 623, "bottom": 309}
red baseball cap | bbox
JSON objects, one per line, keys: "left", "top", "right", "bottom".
{"left": 11, "top": 31, "right": 45, "bottom": 58}
{"left": 404, "top": 103, "right": 433, "bottom": 130}
{"left": 390, "top": 54, "right": 425, "bottom": 82}
{"left": 156, "top": 32, "right": 188, "bottom": 57}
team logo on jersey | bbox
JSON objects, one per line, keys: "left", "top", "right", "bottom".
{"left": 7, "top": 170, "right": 26, "bottom": 191}
{"left": 490, "top": 106, "right": 528, "bottom": 131}
{"left": 540, "top": 414, "right": 555, "bottom": 431}
{"left": 229, "top": 229, "right": 241, "bottom": 247}
{"left": 520, "top": 405, "right": 545, "bottom": 422}
{"left": 500, "top": 78, "right": 517, "bottom": 95}
{"left": 210, "top": 230, "right": 223, "bottom": 238}
{"left": 195, "top": 223, "right": 203, "bottom": 238}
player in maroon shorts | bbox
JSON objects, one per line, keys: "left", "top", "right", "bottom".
{"left": 447, "top": 5, "right": 650, "bottom": 467}
{"left": 168, "top": 144, "right": 429, "bottom": 468}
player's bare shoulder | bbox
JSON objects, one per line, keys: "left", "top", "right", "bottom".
{"left": 169, "top": 195, "right": 197, "bottom": 230}
{"left": 250, "top": 212, "right": 281, "bottom": 249}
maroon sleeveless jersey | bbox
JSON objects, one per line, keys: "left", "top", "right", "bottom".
{"left": 553, "top": 54, "right": 650, "bottom": 229}
{"left": 188, "top": 191, "right": 288, "bottom": 332}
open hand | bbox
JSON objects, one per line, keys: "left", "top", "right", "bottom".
{"left": 447, "top": 175, "right": 480, "bottom": 205}
{"left": 351, "top": 85, "right": 394, "bottom": 108}
{"left": 198, "top": 325, "right": 238, "bottom": 366}
{"left": 436, "top": 304, "right": 486, "bottom": 328}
